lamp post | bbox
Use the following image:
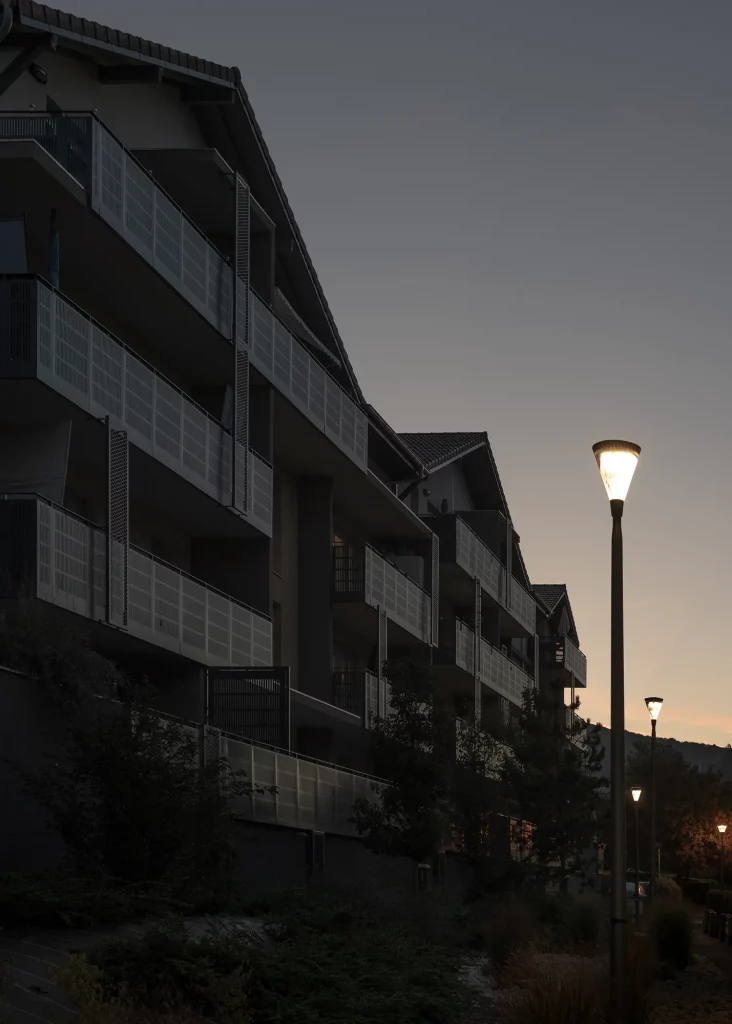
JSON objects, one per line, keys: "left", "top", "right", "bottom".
{"left": 718, "top": 825, "right": 727, "bottom": 893}
{"left": 631, "top": 788, "right": 642, "bottom": 929}
{"left": 645, "top": 697, "right": 663, "bottom": 904}
{"left": 593, "top": 439, "right": 641, "bottom": 1024}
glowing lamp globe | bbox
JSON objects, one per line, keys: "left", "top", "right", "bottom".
{"left": 719, "top": 825, "right": 728, "bottom": 834}
{"left": 592, "top": 440, "right": 641, "bottom": 503}
{"left": 631, "top": 789, "right": 642, "bottom": 803}
{"left": 645, "top": 698, "right": 663, "bottom": 721}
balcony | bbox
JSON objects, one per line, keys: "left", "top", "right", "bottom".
{"left": 333, "top": 669, "right": 384, "bottom": 723}
{"left": 539, "top": 634, "right": 588, "bottom": 689}
{"left": 453, "top": 618, "right": 535, "bottom": 708}
{"left": 0, "top": 276, "right": 272, "bottom": 537}
{"left": 210, "top": 728, "right": 383, "bottom": 837}
{"left": 0, "top": 496, "right": 272, "bottom": 667}
{"left": 435, "top": 516, "right": 537, "bottom": 637}
{"left": 0, "top": 112, "right": 232, "bottom": 338}
{"left": 250, "top": 292, "right": 368, "bottom": 471}
{"left": 333, "top": 543, "right": 432, "bottom": 645}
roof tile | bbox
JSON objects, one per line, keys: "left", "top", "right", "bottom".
{"left": 399, "top": 432, "right": 485, "bottom": 471}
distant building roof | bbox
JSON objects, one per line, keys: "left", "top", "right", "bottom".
{"left": 534, "top": 584, "right": 567, "bottom": 613}
{"left": 399, "top": 432, "right": 485, "bottom": 471}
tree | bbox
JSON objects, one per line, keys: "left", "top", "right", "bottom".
{"left": 626, "top": 739, "right": 732, "bottom": 879}
{"left": 502, "top": 688, "right": 606, "bottom": 889}
{"left": 20, "top": 691, "right": 254, "bottom": 894}
{"left": 351, "top": 659, "right": 454, "bottom": 864}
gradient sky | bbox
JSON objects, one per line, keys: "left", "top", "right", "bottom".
{"left": 63, "top": 1, "right": 732, "bottom": 745}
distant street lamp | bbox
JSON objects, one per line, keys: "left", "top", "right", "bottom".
{"left": 645, "top": 697, "right": 664, "bottom": 903}
{"left": 631, "top": 788, "right": 642, "bottom": 929}
{"left": 718, "top": 825, "right": 727, "bottom": 894}
{"left": 593, "top": 439, "right": 641, "bottom": 1024}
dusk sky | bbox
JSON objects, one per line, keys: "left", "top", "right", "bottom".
{"left": 67, "top": 1, "right": 732, "bottom": 745}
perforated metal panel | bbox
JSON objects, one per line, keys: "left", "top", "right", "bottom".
{"left": 107, "top": 424, "right": 128, "bottom": 627}
{"left": 233, "top": 348, "right": 249, "bottom": 513}
{"left": 474, "top": 576, "right": 482, "bottom": 719}
{"left": 234, "top": 175, "right": 250, "bottom": 348}
{"left": 431, "top": 533, "right": 440, "bottom": 647}
{"left": 377, "top": 609, "right": 388, "bottom": 718}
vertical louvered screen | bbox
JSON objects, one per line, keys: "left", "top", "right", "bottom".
{"left": 208, "top": 666, "right": 290, "bottom": 750}
{"left": 474, "top": 576, "right": 482, "bottom": 720}
{"left": 233, "top": 175, "right": 251, "bottom": 513}
{"left": 0, "top": 278, "right": 36, "bottom": 376}
{"left": 431, "top": 532, "right": 440, "bottom": 647}
{"left": 107, "top": 423, "right": 129, "bottom": 627}
{"left": 377, "top": 609, "right": 388, "bottom": 718}
{"left": 234, "top": 348, "right": 249, "bottom": 513}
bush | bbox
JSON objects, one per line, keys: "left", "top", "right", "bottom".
{"left": 498, "top": 956, "right": 606, "bottom": 1023}
{"left": 680, "top": 878, "right": 714, "bottom": 905}
{"left": 656, "top": 875, "right": 682, "bottom": 902}
{"left": 649, "top": 904, "right": 692, "bottom": 973}
{"left": 57, "top": 921, "right": 252, "bottom": 1024}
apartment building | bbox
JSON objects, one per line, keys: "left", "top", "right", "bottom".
{"left": 0, "top": 3, "right": 587, "bottom": 855}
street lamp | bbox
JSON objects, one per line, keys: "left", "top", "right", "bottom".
{"left": 718, "top": 825, "right": 727, "bottom": 894}
{"left": 645, "top": 696, "right": 663, "bottom": 903}
{"left": 631, "top": 788, "right": 642, "bottom": 929}
{"left": 593, "top": 439, "right": 640, "bottom": 1024}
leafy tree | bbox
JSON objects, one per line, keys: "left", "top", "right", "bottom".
{"left": 627, "top": 739, "right": 732, "bottom": 879}
{"left": 351, "top": 659, "right": 454, "bottom": 864}
{"left": 451, "top": 711, "right": 507, "bottom": 868}
{"left": 20, "top": 693, "right": 254, "bottom": 893}
{"left": 502, "top": 688, "right": 606, "bottom": 889}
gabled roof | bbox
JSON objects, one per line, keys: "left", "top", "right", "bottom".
{"left": 535, "top": 583, "right": 580, "bottom": 646}
{"left": 399, "top": 432, "right": 485, "bottom": 471}
{"left": 534, "top": 584, "right": 566, "bottom": 613}
{"left": 9, "top": 0, "right": 365, "bottom": 406}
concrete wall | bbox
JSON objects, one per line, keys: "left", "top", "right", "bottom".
{"left": 0, "top": 49, "right": 206, "bottom": 151}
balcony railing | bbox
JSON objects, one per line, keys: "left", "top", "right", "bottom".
{"left": 0, "top": 276, "right": 272, "bottom": 536}
{"left": 454, "top": 618, "right": 534, "bottom": 708}
{"left": 564, "top": 635, "right": 588, "bottom": 687}
{"left": 210, "top": 729, "right": 383, "bottom": 837}
{"left": 333, "top": 543, "right": 432, "bottom": 644}
{"left": 0, "top": 112, "right": 233, "bottom": 337}
{"left": 0, "top": 496, "right": 272, "bottom": 667}
{"left": 454, "top": 518, "right": 536, "bottom": 634}
{"left": 333, "top": 669, "right": 384, "bottom": 723}
{"left": 250, "top": 292, "right": 368, "bottom": 471}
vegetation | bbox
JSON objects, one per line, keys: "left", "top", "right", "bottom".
{"left": 626, "top": 738, "right": 732, "bottom": 879}
{"left": 500, "top": 688, "right": 606, "bottom": 889}
{"left": 649, "top": 904, "right": 692, "bottom": 974}
{"left": 57, "top": 890, "right": 468, "bottom": 1024}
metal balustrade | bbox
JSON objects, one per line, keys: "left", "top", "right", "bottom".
{"left": 454, "top": 618, "right": 534, "bottom": 708}
{"left": 454, "top": 518, "right": 536, "bottom": 633}
{"left": 250, "top": 292, "right": 368, "bottom": 470}
{"left": 564, "top": 635, "right": 588, "bottom": 687}
{"left": 0, "top": 277, "right": 272, "bottom": 535}
{"left": 0, "top": 112, "right": 232, "bottom": 337}
{"left": 332, "top": 669, "right": 383, "bottom": 723}
{"left": 216, "top": 730, "right": 382, "bottom": 836}
{"left": 508, "top": 576, "right": 536, "bottom": 634}
{"left": 8, "top": 496, "right": 273, "bottom": 666}
{"left": 334, "top": 543, "right": 432, "bottom": 644}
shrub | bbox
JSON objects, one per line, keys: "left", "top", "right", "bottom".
{"left": 655, "top": 875, "right": 682, "bottom": 902}
{"left": 478, "top": 897, "right": 543, "bottom": 977}
{"left": 680, "top": 878, "right": 714, "bottom": 905}
{"left": 498, "top": 956, "right": 606, "bottom": 1023}
{"left": 649, "top": 904, "right": 692, "bottom": 973}
{"left": 56, "top": 921, "right": 252, "bottom": 1024}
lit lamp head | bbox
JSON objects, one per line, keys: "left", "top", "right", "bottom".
{"left": 645, "top": 697, "right": 664, "bottom": 721}
{"left": 719, "top": 825, "right": 728, "bottom": 835}
{"left": 592, "top": 440, "right": 641, "bottom": 513}
{"left": 631, "top": 788, "right": 642, "bottom": 803}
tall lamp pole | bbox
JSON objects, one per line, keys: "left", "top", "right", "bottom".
{"left": 645, "top": 697, "right": 664, "bottom": 904}
{"left": 631, "top": 788, "right": 642, "bottom": 929}
{"left": 718, "top": 825, "right": 727, "bottom": 893}
{"left": 593, "top": 439, "right": 641, "bottom": 1024}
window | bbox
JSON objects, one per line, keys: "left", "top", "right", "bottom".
{"left": 0, "top": 220, "right": 28, "bottom": 274}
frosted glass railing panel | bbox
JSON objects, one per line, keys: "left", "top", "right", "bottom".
{"left": 250, "top": 292, "right": 367, "bottom": 470}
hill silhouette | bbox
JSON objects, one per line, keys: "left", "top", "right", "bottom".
{"left": 595, "top": 726, "right": 732, "bottom": 781}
